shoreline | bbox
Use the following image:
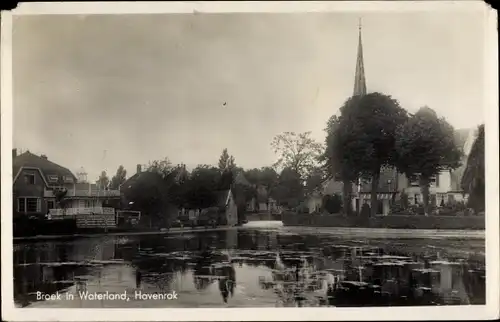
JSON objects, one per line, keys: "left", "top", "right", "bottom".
{"left": 13, "top": 223, "right": 485, "bottom": 242}
{"left": 13, "top": 225, "right": 238, "bottom": 242}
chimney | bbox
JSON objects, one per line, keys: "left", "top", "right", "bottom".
{"left": 40, "top": 154, "right": 48, "bottom": 160}
{"left": 12, "top": 148, "right": 17, "bottom": 159}
{"left": 136, "top": 164, "right": 142, "bottom": 174}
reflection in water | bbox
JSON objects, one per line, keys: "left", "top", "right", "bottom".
{"left": 13, "top": 228, "right": 485, "bottom": 308}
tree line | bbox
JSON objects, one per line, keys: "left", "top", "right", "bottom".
{"left": 99, "top": 147, "right": 322, "bottom": 226}
{"left": 93, "top": 91, "right": 485, "bottom": 221}
{"left": 321, "top": 92, "right": 484, "bottom": 216}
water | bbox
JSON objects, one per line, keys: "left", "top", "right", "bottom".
{"left": 13, "top": 227, "right": 485, "bottom": 308}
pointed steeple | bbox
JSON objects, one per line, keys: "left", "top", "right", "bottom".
{"left": 353, "top": 19, "right": 367, "bottom": 96}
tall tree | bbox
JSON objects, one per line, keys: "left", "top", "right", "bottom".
{"left": 395, "top": 107, "right": 462, "bottom": 216}
{"left": 259, "top": 167, "right": 279, "bottom": 192}
{"left": 270, "top": 131, "right": 323, "bottom": 180}
{"left": 219, "top": 169, "right": 234, "bottom": 190}
{"left": 273, "top": 167, "right": 304, "bottom": 209}
{"left": 166, "top": 164, "right": 190, "bottom": 209}
{"left": 121, "top": 172, "right": 173, "bottom": 227}
{"left": 184, "top": 165, "right": 221, "bottom": 210}
{"left": 321, "top": 114, "right": 358, "bottom": 215}
{"left": 147, "top": 157, "right": 174, "bottom": 179}
{"left": 333, "top": 93, "right": 408, "bottom": 216}
{"left": 110, "top": 165, "right": 127, "bottom": 190}
{"left": 96, "top": 171, "right": 110, "bottom": 189}
{"left": 305, "top": 167, "right": 324, "bottom": 194}
{"left": 218, "top": 148, "right": 236, "bottom": 172}
{"left": 461, "top": 124, "right": 485, "bottom": 213}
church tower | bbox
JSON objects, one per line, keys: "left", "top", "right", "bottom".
{"left": 353, "top": 19, "right": 367, "bottom": 96}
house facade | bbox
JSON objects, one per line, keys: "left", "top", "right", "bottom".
{"left": 246, "top": 184, "right": 280, "bottom": 213}
{"left": 177, "top": 189, "right": 239, "bottom": 226}
{"left": 393, "top": 127, "right": 477, "bottom": 208}
{"left": 13, "top": 149, "right": 120, "bottom": 221}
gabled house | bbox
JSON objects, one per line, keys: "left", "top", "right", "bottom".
{"left": 13, "top": 149, "right": 76, "bottom": 217}
{"left": 395, "top": 127, "right": 477, "bottom": 208}
{"left": 246, "top": 184, "right": 279, "bottom": 213}
{"left": 177, "top": 188, "right": 239, "bottom": 227}
{"left": 215, "top": 189, "right": 238, "bottom": 226}
{"left": 12, "top": 149, "right": 120, "bottom": 219}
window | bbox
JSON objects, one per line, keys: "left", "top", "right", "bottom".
{"left": 414, "top": 194, "right": 420, "bottom": 205}
{"left": 409, "top": 174, "right": 437, "bottom": 187}
{"left": 63, "top": 176, "right": 74, "bottom": 183}
{"left": 47, "top": 199, "right": 55, "bottom": 210}
{"left": 18, "top": 198, "right": 26, "bottom": 213}
{"left": 48, "top": 175, "right": 59, "bottom": 183}
{"left": 24, "top": 173, "right": 35, "bottom": 185}
{"left": 17, "top": 197, "right": 41, "bottom": 213}
{"left": 27, "top": 198, "right": 39, "bottom": 212}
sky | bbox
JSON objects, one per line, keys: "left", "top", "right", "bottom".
{"left": 12, "top": 11, "right": 487, "bottom": 182}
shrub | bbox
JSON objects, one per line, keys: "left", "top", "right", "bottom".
{"left": 400, "top": 190, "right": 409, "bottom": 209}
{"left": 323, "top": 194, "right": 343, "bottom": 214}
{"left": 360, "top": 203, "right": 371, "bottom": 217}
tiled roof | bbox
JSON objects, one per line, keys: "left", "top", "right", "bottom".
{"left": 13, "top": 151, "right": 77, "bottom": 186}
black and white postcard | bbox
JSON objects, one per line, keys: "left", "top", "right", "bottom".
{"left": 1, "top": 1, "right": 498, "bottom": 321}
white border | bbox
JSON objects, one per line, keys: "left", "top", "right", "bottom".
{"left": 1, "top": 1, "right": 498, "bottom": 321}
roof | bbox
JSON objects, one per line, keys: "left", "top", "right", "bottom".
{"left": 453, "top": 128, "right": 472, "bottom": 152}
{"left": 121, "top": 171, "right": 165, "bottom": 191}
{"left": 13, "top": 151, "right": 77, "bottom": 186}
{"left": 449, "top": 128, "right": 476, "bottom": 191}
{"left": 215, "top": 189, "right": 231, "bottom": 207}
{"left": 323, "top": 179, "right": 344, "bottom": 195}
{"left": 234, "top": 171, "right": 251, "bottom": 186}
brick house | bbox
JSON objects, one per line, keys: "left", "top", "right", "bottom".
{"left": 13, "top": 149, "right": 121, "bottom": 220}
{"left": 12, "top": 149, "right": 77, "bottom": 217}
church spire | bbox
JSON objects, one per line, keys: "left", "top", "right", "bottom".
{"left": 353, "top": 18, "right": 367, "bottom": 96}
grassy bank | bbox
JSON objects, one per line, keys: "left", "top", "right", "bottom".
{"left": 282, "top": 213, "right": 485, "bottom": 230}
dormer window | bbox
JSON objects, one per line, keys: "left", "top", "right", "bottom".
{"left": 24, "top": 173, "right": 35, "bottom": 185}
{"left": 63, "top": 176, "right": 74, "bottom": 183}
{"left": 48, "top": 175, "right": 59, "bottom": 183}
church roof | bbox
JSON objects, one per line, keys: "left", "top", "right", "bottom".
{"left": 353, "top": 21, "right": 367, "bottom": 96}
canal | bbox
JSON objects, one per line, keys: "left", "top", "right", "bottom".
{"left": 13, "top": 226, "right": 485, "bottom": 308}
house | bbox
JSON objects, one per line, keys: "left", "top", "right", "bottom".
{"left": 215, "top": 189, "right": 238, "bottom": 226}
{"left": 394, "top": 127, "right": 477, "bottom": 208}
{"left": 12, "top": 149, "right": 120, "bottom": 222}
{"left": 13, "top": 149, "right": 76, "bottom": 217}
{"left": 306, "top": 190, "right": 323, "bottom": 214}
{"left": 178, "top": 188, "right": 239, "bottom": 226}
{"left": 246, "top": 184, "right": 280, "bottom": 213}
